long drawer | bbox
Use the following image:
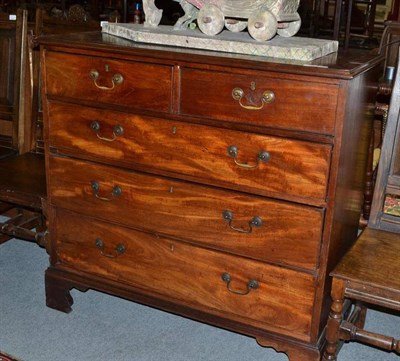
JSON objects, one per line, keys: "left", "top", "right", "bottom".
{"left": 54, "top": 209, "right": 316, "bottom": 341}
{"left": 43, "top": 51, "right": 172, "bottom": 112}
{"left": 47, "top": 101, "right": 331, "bottom": 203}
{"left": 48, "top": 156, "right": 324, "bottom": 271}
{"left": 180, "top": 68, "right": 339, "bottom": 135}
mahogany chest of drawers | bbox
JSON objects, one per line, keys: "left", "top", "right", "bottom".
{"left": 39, "top": 32, "right": 383, "bottom": 361}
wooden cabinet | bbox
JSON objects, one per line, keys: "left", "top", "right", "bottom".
{"left": 40, "top": 32, "right": 383, "bottom": 361}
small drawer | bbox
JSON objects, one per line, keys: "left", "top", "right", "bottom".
{"left": 48, "top": 101, "right": 331, "bottom": 203}
{"left": 180, "top": 68, "right": 339, "bottom": 135}
{"left": 48, "top": 156, "right": 324, "bottom": 270}
{"left": 43, "top": 51, "right": 172, "bottom": 112}
{"left": 54, "top": 209, "right": 315, "bottom": 341}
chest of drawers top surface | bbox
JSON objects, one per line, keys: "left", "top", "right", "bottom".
{"left": 39, "top": 31, "right": 382, "bottom": 77}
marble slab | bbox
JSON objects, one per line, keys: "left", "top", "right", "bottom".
{"left": 101, "top": 23, "right": 338, "bottom": 61}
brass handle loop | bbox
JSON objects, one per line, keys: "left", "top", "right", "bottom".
{"left": 227, "top": 145, "right": 270, "bottom": 169}
{"left": 222, "top": 210, "right": 262, "bottom": 234}
{"left": 232, "top": 87, "right": 275, "bottom": 110}
{"left": 91, "top": 181, "right": 122, "bottom": 201}
{"left": 89, "top": 69, "right": 124, "bottom": 90}
{"left": 221, "top": 272, "right": 259, "bottom": 296}
{"left": 95, "top": 238, "right": 126, "bottom": 258}
{"left": 90, "top": 121, "right": 124, "bottom": 142}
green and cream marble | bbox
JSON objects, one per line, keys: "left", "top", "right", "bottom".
{"left": 101, "top": 23, "right": 338, "bottom": 61}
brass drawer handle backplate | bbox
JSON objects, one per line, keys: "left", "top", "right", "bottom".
{"left": 232, "top": 81, "right": 275, "bottom": 110}
{"left": 90, "top": 120, "right": 124, "bottom": 142}
{"left": 222, "top": 210, "right": 262, "bottom": 234}
{"left": 89, "top": 69, "right": 124, "bottom": 90}
{"left": 227, "top": 145, "right": 270, "bottom": 169}
{"left": 221, "top": 272, "right": 259, "bottom": 296}
{"left": 95, "top": 238, "right": 126, "bottom": 258}
{"left": 90, "top": 180, "right": 122, "bottom": 201}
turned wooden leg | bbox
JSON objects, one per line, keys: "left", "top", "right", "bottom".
{"left": 45, "top": 269, "right": 75, "bottom": 313}
{"left": 323, "top": 278, "right": 346, "bottom": 361}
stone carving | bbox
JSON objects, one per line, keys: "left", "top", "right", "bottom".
{"left": 142, "top": 0, "right": 301, "bottom": 41}
{"left": 143, "top": 0, "right": 163, "bottom": 27}
{"left": 173, "top": 0, "right": 199, "bottom": 30}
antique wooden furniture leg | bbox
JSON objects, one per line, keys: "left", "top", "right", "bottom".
{"left": 323, "top": 278, "right": 346, "bottom": 361}
{"left": 45, "top": 269, "right": 90, "bottom": 314}
{"left": 45, "top": 270, "right": 75, "bottom": 313}
{"left": 340, "top": 321, "right": 400, "bottom": 353}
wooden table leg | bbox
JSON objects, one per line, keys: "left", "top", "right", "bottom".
{"left": 323, "top": 278, "right": 346, "bottom": 361}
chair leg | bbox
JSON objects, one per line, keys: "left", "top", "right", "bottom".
{"left": 323, "top": 278, "right": 346, "bottom": 361}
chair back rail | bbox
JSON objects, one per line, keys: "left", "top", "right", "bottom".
{"left": 369, "top": 47, "right": 400, "bottom": 232}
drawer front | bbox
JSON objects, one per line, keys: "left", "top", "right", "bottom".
{"left": 180, "top": 68, "right": 338, "bottom": 135}
{"left": 48, "top": 156, "right": 324, "bottom": 270}
{"left": 55, "top": 209, "right": 315, "bottom": 341}
{"left": 43, "top": 51, "right": 172, "bottom": 112}
{"left": 48, "top": 101, "right": 331, "bottom": 202}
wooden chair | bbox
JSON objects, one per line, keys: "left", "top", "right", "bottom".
{"left": 322, "top": 49, "right": 400, "bottom": 360}
{"left": 361, "top": 20, "right": 400, "bottom": 223}
{"left": 0, "top": 7, "right": 47, "bottom": 246}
